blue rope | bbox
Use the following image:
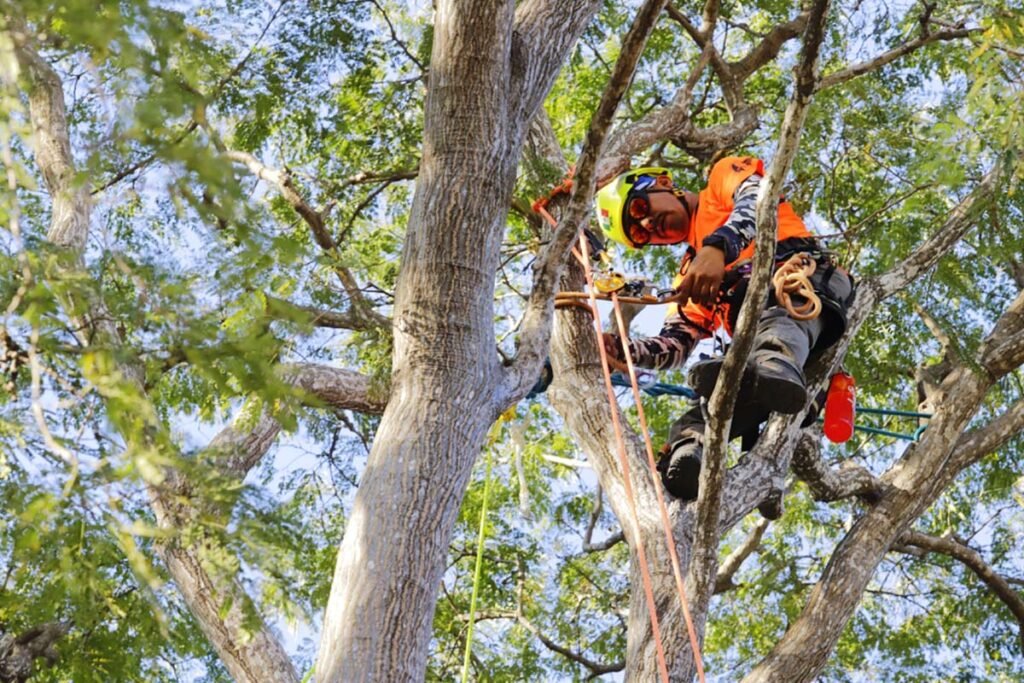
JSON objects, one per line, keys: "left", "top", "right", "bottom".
{"left": 526, "top": 360, "right": 698, "bottom": 400}
{"left": 530, "top": 360, "right": 930, "bottom": 442}
{"left": 610, "top": 373, "right": 697, "bottom": 399}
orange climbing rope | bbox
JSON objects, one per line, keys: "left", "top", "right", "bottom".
{"left": 608, "top": 289, "right": 707, "bottom": 683}
{"left": 773, "top": 252, "right": 821, "bottom": 321}
{"left": 577, "top": 231, "right": 671, "bottom": 683}
{"left": 532, "top": 178, "right": 705, "bottom": 679}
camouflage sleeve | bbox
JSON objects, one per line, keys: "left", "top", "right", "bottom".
{"left": 702, "top": 173, "right": 761, "bottom": 263}
{"left": 611, "top": 312, "right": 708, "bottom": 370}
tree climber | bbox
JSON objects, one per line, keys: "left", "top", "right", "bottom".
{"left": 595, "top": 157, "right": 855, "bottom": 502}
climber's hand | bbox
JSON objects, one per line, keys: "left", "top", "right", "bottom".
{"left": 675, "top": 246, "right": 726, "bottom": 307}
{"left": 602, "top": 333, "right": 624, "bottom": 361}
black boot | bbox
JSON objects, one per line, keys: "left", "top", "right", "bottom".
{"left": 748, "top": 350, "right": 807, "bottom": 414}
{"left": 657, "top": 431, "right": 703, "bottom": 501}
{"left": 689, "top": 356, "right": 753, "bottom": 400}
{"left": 690, "top": 350, "right": 807, "bottom": 416}
{"left": 688, "top": 357, "right": 767, "bottom": 433}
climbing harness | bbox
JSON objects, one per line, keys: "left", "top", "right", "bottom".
{"left": 772, "top": 252, "right": 822, "bottom": 321}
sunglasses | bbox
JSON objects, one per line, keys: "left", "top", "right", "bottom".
{"left": 624, "top": 175, "right": 662, "bottom": 246}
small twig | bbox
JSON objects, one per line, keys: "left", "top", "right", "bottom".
{"left": 92, "top": 2, "right": 290, "bottom": 194}
{"left": 369, "top": 0, "right": 425, "bottom": 74}
{"left": 28, "top": 327, "right": 80, "bottom": 490}
{"left": 582, "top": 485, "right": 625, "bottom": 552}
{"left": 714, "top": 518, "right": 770, "bottom": 593}
{"left": 516, "top": 613, "right": 625, "bottom": 678}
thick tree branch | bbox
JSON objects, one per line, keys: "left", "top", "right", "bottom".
{"left": 979, "top": 288, "right": 1024, "bottom": 377}
{"left": 689, "top": 0, "right": 832, "bottom": 612}
{"left": 153, "top": 542, "right": 299, "bottom": 683}
{"left": 0, "top": 622, "right": 70, "bottom": 683}
{"left": 286, "top": 362, "right": 389, "bottom": 414}
{"left": 790, "top": 432, "right": 882, "bottom": 503}
{"left": 503, "top": 0, "right": 670, "bottom": 403}
{"left": 714, "top": 519, "right": 769, "bottom": 594}
{"left": 204, "top": 363, "right": 388, "bottom": 479}
{"left": 509, "top": 0, "right": 603, "bottom": 127}
{"left": 818, "top": 27, "right": 982, "bottom": 92}
{"left": 731, "top": 13, "right": 811, "bottom": 81}
{"left": 698, "top": 0, "right": 720, "bottom": 38}
{"left": 6, "top": 18, "right": 89, "bottom": 250}
{"left": 948, "top": 397, "right": 1024, "bottom": 474}
{"left": 897, "top": 530, "right": 1024, "bottom": 652}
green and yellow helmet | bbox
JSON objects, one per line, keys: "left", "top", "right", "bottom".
{"left": 594, "top": 167, "right": 671, "bottom": 248}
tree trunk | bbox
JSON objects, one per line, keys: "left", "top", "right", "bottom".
{"left": 546, "top": 263, "right": 707, "bottom": 680}
{"left": 0, "top": 622, "right": 69, "bottom": 683}
{"left": 315, "top": 2, "right": 519, "bottom": 679}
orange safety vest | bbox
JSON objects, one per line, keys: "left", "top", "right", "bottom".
{"left": 668, "top": 156, "right": 812, "bottom": 334}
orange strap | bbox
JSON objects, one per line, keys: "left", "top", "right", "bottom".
{"left": 530, "top": 166, "right": 575, "bottom": 214}
{"left": 533, "top": 168, "right": 589, "bottom": 270}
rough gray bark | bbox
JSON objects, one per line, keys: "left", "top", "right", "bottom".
{"left": 5, "top": 21, "right": 300, "bottom": 683}
{"left": 548, "top": 287, "right": 700, "bottom": 678}
{"left": 743, "top": 228, "right": 1020, "bottom": 683}
{"left": 688, "top": 0, "right": 832, "bottom": 624}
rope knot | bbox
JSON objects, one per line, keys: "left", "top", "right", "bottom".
{"left": 773, "top": 252, "right": 822, "bottom": 321}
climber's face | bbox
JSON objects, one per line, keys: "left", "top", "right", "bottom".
{"left": 623, "top": 178, "right": 692, "bottom": 246}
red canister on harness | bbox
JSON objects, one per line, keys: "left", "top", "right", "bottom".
{"left": 824, "top": 372, "right": 856, "bottom": 443}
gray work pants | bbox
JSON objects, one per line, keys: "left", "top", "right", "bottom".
{"left": 667, "top": 263, "right": 854, "bottom": 446}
